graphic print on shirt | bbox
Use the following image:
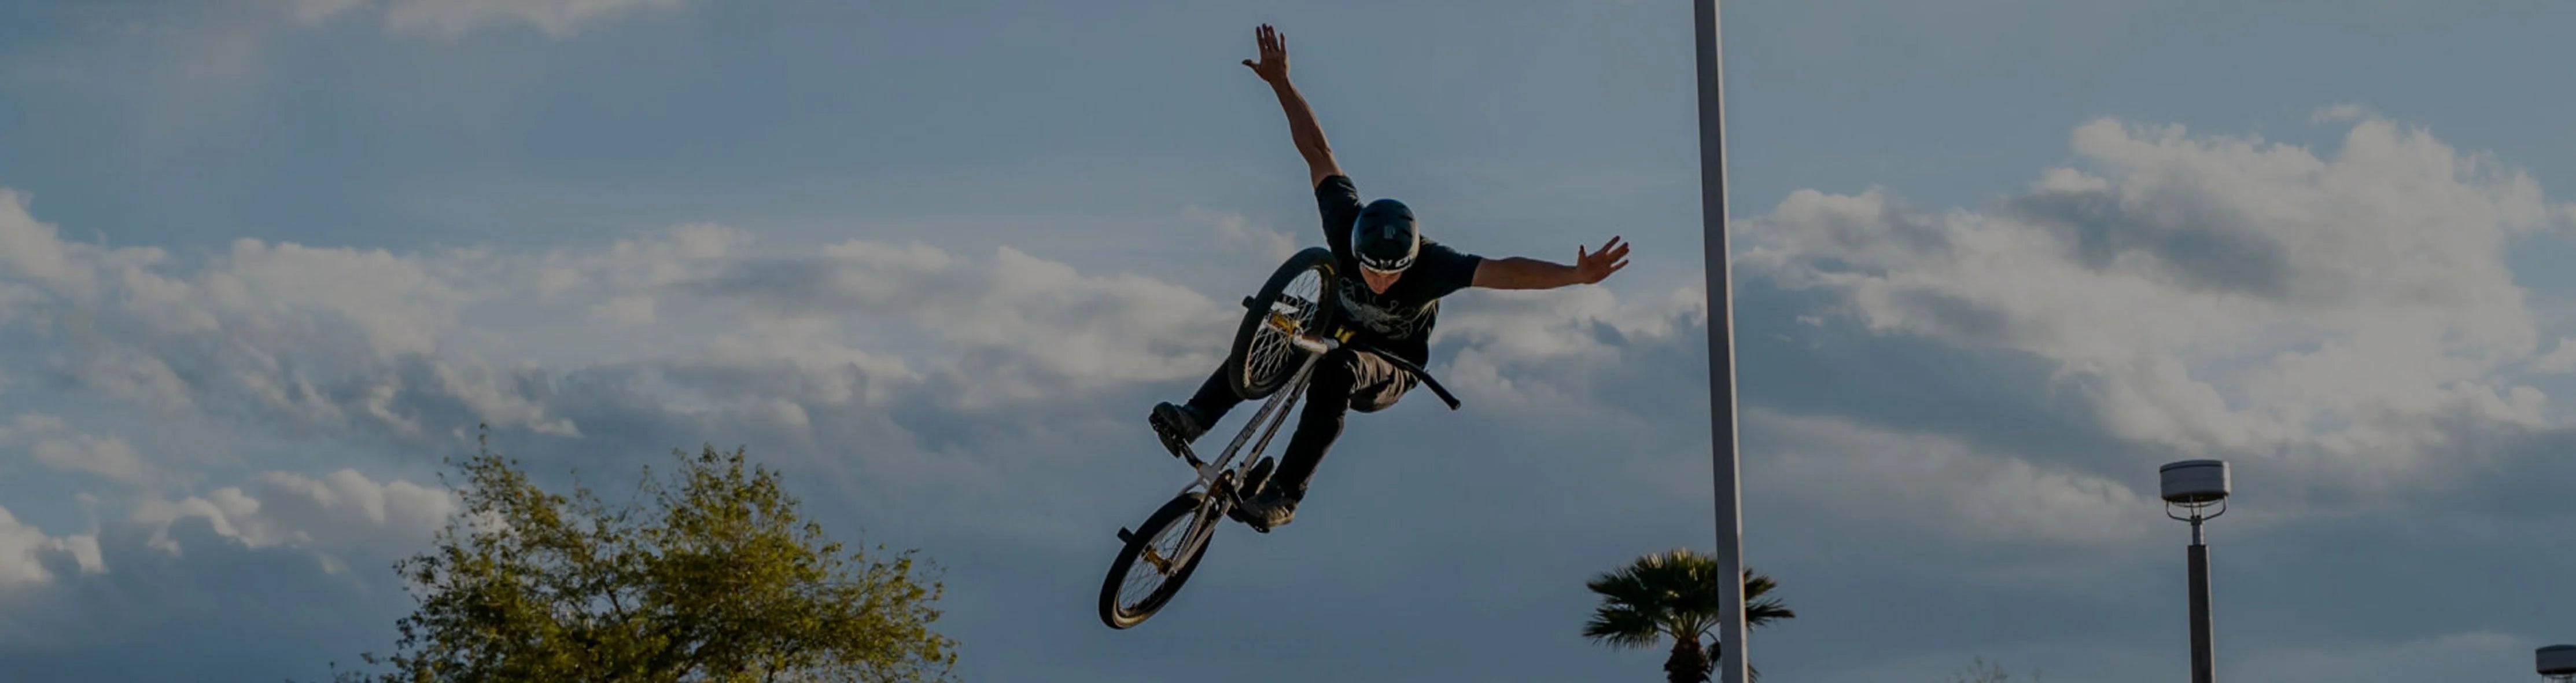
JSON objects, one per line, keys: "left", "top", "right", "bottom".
{"left": 1335, "top": 281, "right": 1439, "bottom": 341}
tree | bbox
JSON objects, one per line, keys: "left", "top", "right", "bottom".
{"left": 1943, "top": 656, "right": 2043, "bottom": 683}
{"left": 316, "top": 431, "right": 959, "bottom": 682}
{"left": 1582, "top": 548, "right": 1794, "bottom": 683}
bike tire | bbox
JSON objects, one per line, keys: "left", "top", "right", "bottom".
{"left": 1225, "top": 247, "right": 1341, "bottom": 401}
{"left": 1098, "top": 492, "right": 1219, "bottom": 629}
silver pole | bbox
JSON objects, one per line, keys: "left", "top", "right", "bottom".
{"left": 1691, "top": 1, "right": 1748, "bottom": 683}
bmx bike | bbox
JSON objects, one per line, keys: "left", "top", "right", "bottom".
{"left": 1096, "top": 247, "right": 1460, "bottom": 630}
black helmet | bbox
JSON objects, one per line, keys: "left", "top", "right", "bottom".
{"left": 1351, "top": 199, "right": 1419, "bottom": 273}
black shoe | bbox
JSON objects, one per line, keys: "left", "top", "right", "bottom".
{"left": 1149, "top": 402, "right": 1208, "bottom": 458}
{"left": 1236, "top": 483, "right": 1300, "bottom": 533}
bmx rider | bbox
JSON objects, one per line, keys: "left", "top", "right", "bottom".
{"left": 1149, "top": 24, "right": 1633, "bottom": 532}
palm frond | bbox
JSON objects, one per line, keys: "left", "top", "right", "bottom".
{"left": 1581, "top": 604, "right": 1663, "bottom": 649}
{"left": 1585, "top": 548, "right": 1802, "bottom": 681}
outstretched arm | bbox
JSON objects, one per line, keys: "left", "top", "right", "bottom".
{"left": 1243, "top": 24, "right": 1343, "bottom": 188}
{"left": 1471, "top": 236, "right": 1631, "bottom": 290}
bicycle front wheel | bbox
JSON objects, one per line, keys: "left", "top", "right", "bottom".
{"left": 1226, "top": 247, "right": 1340, "bottom": 401}
{"left": 1098, "top": 492, "right": 1218, "bottom": 629}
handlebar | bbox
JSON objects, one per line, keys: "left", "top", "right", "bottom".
{"left": 1247, "top": 296, "right": 1460, "bottom": 411}
{"left": 1343, "top": 339, "right": 1462, "bottom": 411}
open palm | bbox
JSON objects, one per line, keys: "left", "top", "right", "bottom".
{"left": 1241, "top": 24, "right": 1290, "bottom": 83}
{"left": 1574, "top": 236, "right": 1631, "bottom": 284}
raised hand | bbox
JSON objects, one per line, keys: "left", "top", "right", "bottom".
{"left": 1573, "top": 236, "right": 1631, "bottom": 284}
{"left": 1241, "top": 24, "right": 1290, "bottom": 84}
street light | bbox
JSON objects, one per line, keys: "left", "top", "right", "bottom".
{"left": 2540, "top": 644, "right": 2576, "bottom": 683}
{"left": 1689, "top": 2, "right": 1748, "bottom": 683}
{"left": 2161, "top": 459, "right": 2229, "bottom": 683}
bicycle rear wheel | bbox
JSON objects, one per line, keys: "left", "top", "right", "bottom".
{"left": 1099, "top": 492, "right": 1219, "bottom": 629}
{"left": 1226, "top": 247, "right": 1340, "bottom": 401}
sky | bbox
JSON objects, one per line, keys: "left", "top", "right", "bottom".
{"left": 1, "top": 0, "right": 2573, "bottom": 681}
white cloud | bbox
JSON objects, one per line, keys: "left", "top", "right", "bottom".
{"left": 0, "top": 190, "right": 84, "bottom": 289}
{"left": 129, "top": 469, "right": 455, "bottom": 571}
{"left": 285, "top": 0, "right": 370, "bottom": 24}
{"left": 2533, "top": 336, "right": 2576, "bottom": 373}
{"left": 0, "top": 189, "right": 582, "bottom": 439}
{"left": 1440, "top": 285, "right": 1702, "bottom": 366}
{"left": 2, "top": 468, "right": 453, "bottom": 586}
{"left": 293, "top": 0, "right": 686, "bottom": 39}
{"left": 0, "top": 185, "right": 1251, "bottom": 455}
{"left": 1747, "top": 408, "right": 2157, "bottom": 548}
{"left": 1738, "top": 113, "right": 2575, "bottom": 487}
{"left": 530, "top": 223, "right": 751, "bottom": 302}
{"left": 0, "top": 414, "right": 67, "bottom": 443}
{"left": 0, "top": 506, "right": 104, "bottom": 587}
{"left": 589, "top": 295, "right": 657, "bottom": 325}
{"left": 1431, "top": 284, "right": 1705, "bottom": 419}
{"left": 59, "top": 342, "right": 198, "bottom": 415}
{"left": 1191, "top": 206, "right": 1302, "bottom": 265}
{"left": 30, "top": 435, "right": 156, "bottom": 489}
{"left": 207, "top": 238, "right": 482, "bottom": 358}
{"left": 934, "top": 245, "right": 1231, "bottom": 393}
{"left": 683, "top": 239, "right": 1234, "bottom": 407}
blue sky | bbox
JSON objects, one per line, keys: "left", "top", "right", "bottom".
{"left": 2, "top": 1, "right": 2574, "bottom": 682}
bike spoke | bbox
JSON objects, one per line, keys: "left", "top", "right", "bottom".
{"left": 1115, "top": 510, "right": 1204, "bottom": 612}
{"left": 1242, "top": 269, "right": 1325, "bottom": 392}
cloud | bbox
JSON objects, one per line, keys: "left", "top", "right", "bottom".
{"left": 0, "top": 414, "right": 167, "bottom": 491}
{"left": 677, "top": 238, "right": 1234, "bottom": 407}
{"left": 1747, "top": 407, "right": 2157, "bottom": 548}
{"left": 7, "top": 102, "right": 2567, "bottom": 681}
{"left": 0, "top": 190, "right": 604, "bottom": 441}
{"left": 291, "top": 0, "right": 686, "bottom": 39}
{"left": 589, "top": 295, "right": 657, "bottom": 325}
{"left": 0, "top": 188, "right": 1257, "bottom": 544}
{"left": 0, "top": 506, "right": 414, "bottom": 682}
{"left": 1430, "top": 283, "right": 1708, "bottom": 427}
{"left": 0, "top": 505, "right": 104, "bottom": 588}
{"left": 285, "top": 0, "right": 371, "bottom": 24}
{"left": 0, "top": 413, "right": 69, "bottom": 442}
{"left": 1191, "top": 206, "right": 1302, "bottom": 265}
{"left": 536, "top": 222, "right": 754, "bottom": 298}
{"left": 30, "top": 435, "right": 156, "bottom": 489}
{"left": 1737, "top": 112, "right": 2574, "bottom": 489}
{"left": 0, "top": 190, "right": 85, "bottom": 289}
{"left": 126, "top": 469, "right": 454, "bottom": 574}
{"left": 2533, "top": 336, "right": 2576, "bottom": 373}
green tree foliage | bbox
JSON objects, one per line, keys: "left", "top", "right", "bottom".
{"left": 317, "top": 433, "right": 957, "bottom": 682}
{"left": 1582, "top": 548, "right": 1795, "bottom": 683}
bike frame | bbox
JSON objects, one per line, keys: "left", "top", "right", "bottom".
{"left": 1101, "top": 274, "right": 1470, "bottom": 627}
{"left": 1153, "top": 315, "right": 1462, "bottom": 568}
{"left": 1158, "top": 326, "right": 1340, "bottom": 559}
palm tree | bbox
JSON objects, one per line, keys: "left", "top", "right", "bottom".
{"left": 1583, "top": 548, "right": 1796, "bottom": 683}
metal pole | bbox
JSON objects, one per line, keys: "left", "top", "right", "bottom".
{"left": 1691, "top": 1, "right": 1748, "bottom": 683}
{"left": 2188, "top": 534, "right": 2214, "bottom": 683}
